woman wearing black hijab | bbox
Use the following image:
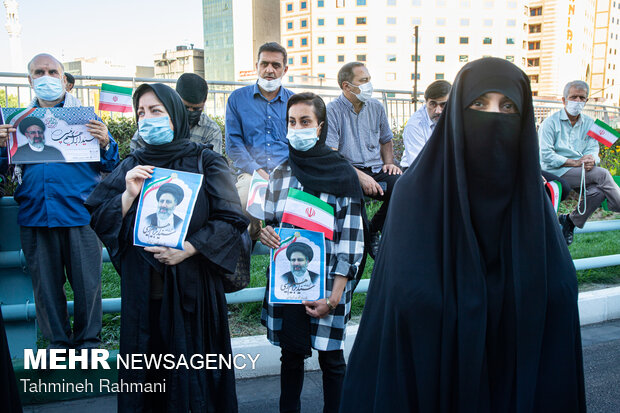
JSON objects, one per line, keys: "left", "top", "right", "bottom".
{"left": 86, "top": 83, "right": 248, "bottom": 412}
{"left": 339, "top": 58, "right": 585, "bottom": 412}
{"left": 259, "top": 93, "right": 365, "bottom": 413}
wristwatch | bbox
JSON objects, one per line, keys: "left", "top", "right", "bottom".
{"left": 326, "top": 298, "right": 336, "bottom": 313}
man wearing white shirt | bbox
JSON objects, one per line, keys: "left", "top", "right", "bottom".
{"left": 401, "top": 81, "right": 451, "bottom": 169}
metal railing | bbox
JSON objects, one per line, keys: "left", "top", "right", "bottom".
{"left": 2, "top": 219, "right": 620, "bottom": 322}
{"left": 3, "top": 72, "right": 620, "bottom": 129}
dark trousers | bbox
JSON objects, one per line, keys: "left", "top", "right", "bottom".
{"left": 359, "top": 167, "right": 400, "bottom": 233}
{"left": 20, "top": 226, "right": 102, "bottom": 349}
{"left": 280, "top": 348, "right": 346, "bottom": 413}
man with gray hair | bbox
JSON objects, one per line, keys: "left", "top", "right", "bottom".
{"left": 401, "top": 80, "right": 451, "bottom": 169}
{"left": 539, "top": 79, "right": 620, "bottom": 245}
{"left": 0, "top": 53, "right": 119, "bottom": 353}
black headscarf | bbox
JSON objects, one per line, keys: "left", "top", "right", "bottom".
{"left": 340, "top": 58, "right": 585, "bottom": 412}
{"left": 286, "top": 97, "right": 361, "bottom": 199}
{"left": 131, "top": 83, "right": 198, "bottom": 165}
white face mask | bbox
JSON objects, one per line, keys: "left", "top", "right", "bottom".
{"left": 257, "top": 75, "right": 282, "bottom": 93}
{"left": 350, "top": 81, "right": 373, "bottom": 102}
{"left": 565, "top": 100, "right": 586, "bottom": 117}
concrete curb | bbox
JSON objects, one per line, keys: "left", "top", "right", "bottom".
{"left": 232, "top": 287, "right": 620, "bottom": 379}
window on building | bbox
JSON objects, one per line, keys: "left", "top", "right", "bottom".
{"left": 287, "top": 21, "right": 293, "bottom": 30}
{"left": 337, "top": 55, "right": 345, "bottom": 62}
{"left": 528, "top": 41, "right": 540, "bottom": 50}
{"left": 318, "top": 0, "right": 324, "bottom": 6}
{"left": 460, "top": 36, "right": 469, "bottom": 44}
{"left": 318, "top": 55, "right": 325, "bottom": 63}
{"left": 318, "top": 36, "right": 325, "bottom": 44}
{"left": 436, "top": 55, "right": 445, "bottom": 62}
{"left": 387, "top": 0, "right": 396, "bottom": 5}
{"left": 412, "top": 0, "right": 421, "bottom": 5}
{"left": 460, "top": 18, "right": 470, "bottom": 26}
{"left": 386, "top": 72, "right": 397, "bottom": 80}
{"left": 301, "top": 19, "right": 308, "bottom": 28}
{"left": 459, "top": 55, "right": 468, "bottom": 62}
{"left": 286, "top": 3, "right": 293, "bottom": 12}
{"left": 507, "top": 19, "right": 516, "bottom": 27}
{"left": 357, "top": 17, "right": 367, "bottom": 24}
{"left": 301, "top": 37, "right": 308, "bottom": 46}
{"left": 412, "top": 17, "right": 421, "bottom": 25}
{"left": 507, "top": 1, "right": 517, "bottom": 8}
{"left": 460, "top": 0, "right": 470, "bottom": 5}
{"left": 287, "top": 39, "right": 293, "bottom": 47}
{"left": 435, "top": 73, "right": 445, "bottom": 80}
{"left": 387, "top": 35, "right": 397, "bottom": 43}
{"left": 288, "top": 57, "right": 294, "bottom": 64}
{"left": 301, "top": 56, "right": 308, "bottom": 64}
{"left": 318, "top": 74, "right": 325, "bottom": 78}
{"left": 529, "top": 24, "right": 541, "bottom": 33}
{"left": 357, "top": 54, "right": 367, "bottom": 61}
{"left": 436, "top": 18, "right": 446, "bottom": 26}
{"left": 338, "top": 17, "right": 345, "bottom": 25}
{"left": 387, "top": 54, "right": 397, "bottom": 62}
{"left": 530, "top": 74, "right": 539, "bottom": 83}
{"left": 301, "top": 1, "right": 307, "bottom": 9}
{"left": 357, "top": 36, "right": 367, "bottom": 43}
{"left": 387, "top": 17, "right": 397, "bottom": 24}
{"left": 411, "top": 54, "right": 421, "bottom": 61}
{"left": 483, "top": 37, "right": 492, "bottom": 44}
{"left": 357, "top": 0, "right": 367, "bottom": 5}
{"left": 484, "top": 19, "right": 493, "bottom": 27}
{"left": 527, "top": 58, "right": 540, "bottom": 67}
{"left": 436, "top": 36, "right": 445, "bottom": 44}
{"left": 318, "top": 18, "right": 325, "bottom": 26}
{"left": 411, "top": 73, "right": 420, "bottom": 80}
{"left": 289, "top": 75, "right": 294, "bottom": 82}
{"left": 484, "top": 0, "right": 493, "bottom": 8}
{"left": 506, "top": 37, "right": 515, "bottom": 45}
{"left": 532, "top": 91, "right": 538, "bottom": 96}
{"left": 530, "top": 6, "right": 542, "bottom": 16}
{"left": 337, "top": 36, "right": 345, "bottom": 44}
{"left": 505, "top": 55, "right": 514, "bottom": 62}
{"left": 437, "top": 0, "right": 446, "bottom": 5}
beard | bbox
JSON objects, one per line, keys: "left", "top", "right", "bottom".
{"left": 291, "top": 265, "right": 308, "bottom": 279}
{"left": 157, "top": 208, "right": 173, "bottom": 221}
{"left": 29, "top": 140, "right": 45, "bottom": 152}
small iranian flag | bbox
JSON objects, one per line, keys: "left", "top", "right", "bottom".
{"left": 587, "top": 119, "right": 620, "bottom": 148}
{"left": 281, "top": 188, "right": 335, "bottom": 240}
{"left": 545, "top": 180, "right": 562, "bottom": 213}
{"left": 99, "top": 83, "right": 133, "bottom": 113}
{"left": 246, "top": 170, "right": 269, "bottom": 220}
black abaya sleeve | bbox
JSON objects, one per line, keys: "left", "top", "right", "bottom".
{"left": 186, "top": 153, "right": 249, "bottom": 274}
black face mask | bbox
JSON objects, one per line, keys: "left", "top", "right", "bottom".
{"left": 187, "top": 110, "right": 202, "bottom": 128}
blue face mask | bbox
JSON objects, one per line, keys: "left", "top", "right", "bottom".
{"left": 33, "top": 76, "right": 65, "bottom": 102}
{"left": 287, "top": 127, "right": 319, "bottom": 151}
{"left": 138, "top": 116, "right": 174, "bottom": 145}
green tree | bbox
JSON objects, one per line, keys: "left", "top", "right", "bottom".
{"left": 0, "top": 90, "right": 19, "bottom": 108}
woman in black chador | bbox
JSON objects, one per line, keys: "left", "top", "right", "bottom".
{"left": 86, "top": 84, "right": 248, "bottom": 412}
{"left": 339, "top": 58, "right": 585, "bottom": 413}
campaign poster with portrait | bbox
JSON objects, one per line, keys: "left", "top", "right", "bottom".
{"left": 133, "top": 167, "right": 203, "bottom": 250}
{"left": 269, "top": 228, "right": 326, "bottom": 304}
{"left": 3, "top": 107, "right": 101, "bottom": 164}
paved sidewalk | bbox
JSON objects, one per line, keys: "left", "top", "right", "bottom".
{"left": 23, "top": 319, "right": 620, "bottom": 413}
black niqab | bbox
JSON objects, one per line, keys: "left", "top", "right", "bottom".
{"left": 339, "top": 58, "right": 585, "bottom": 413}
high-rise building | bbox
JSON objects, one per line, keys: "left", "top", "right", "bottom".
{"left": 281, "top": 0, "right": 528, "bottom": 91}
{"left": 3, "top": 0, "right": 23, "bottom": 72}
{"left": 591, "top": 0, "right": 620, "bottom": 104}
{"left": 525, "top": 0, "right": 597, "bottom": 99}
{"left": 154, "top": 45, "right": 205, "bottom": 79}
{"left": 202, "top": 0, "right": 281, "bottom": 82}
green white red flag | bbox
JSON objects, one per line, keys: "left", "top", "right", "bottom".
{"left": 545, "top": 180, "right": 562, "bottom": 213}
{"left": 99, "top": 83, "right": 133, "bottom": 113}
{"left": 587, "top": 119, "right": 620, "bottom": 148}
{"left": 281, "top": 188, "right": 334, "bottom": 240}
{"left": 246, "top": 170, "right": 268, "bottom": 220}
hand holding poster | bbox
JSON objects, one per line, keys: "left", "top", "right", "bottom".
{"left": 269, "top": 228, "right": 326, "bottom": 304}
{"left": 3, "top": 107, "right": 101, "bottom": 164}
{"left": 133, "top": 167, "right": 203, "bottom": 250}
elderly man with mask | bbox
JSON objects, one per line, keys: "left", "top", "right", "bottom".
{"left": 130, "top": 73, "right": 222, "bottom": 153}
{"left": 539, "top": 79, "right": 620, "bottom": 245}
{"left": 0, "top": 53, "right": 119, "bottom": 353}
{"left": 401, "top": 80, "right": 451, "bottom": 170}
{"left": 326, "top": 62, "right": 400, "bottom": 257}
{"left": 226, "top": 42, "right": 294, "bottom": 241}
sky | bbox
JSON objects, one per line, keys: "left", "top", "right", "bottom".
{"left": 0, "top": 0, "right": 204, "bottom": 71}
